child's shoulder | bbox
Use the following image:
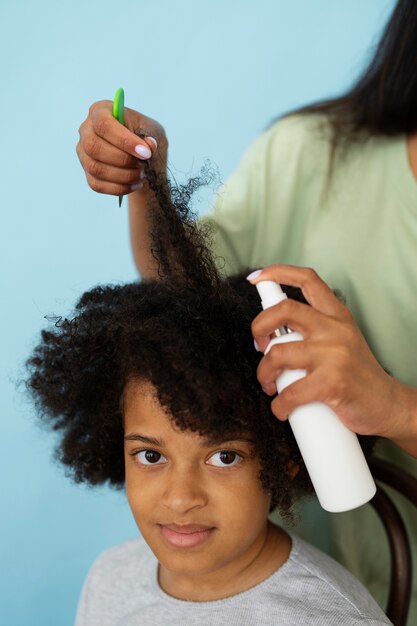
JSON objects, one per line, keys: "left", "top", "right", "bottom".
{"left": 285, "top": 534, "right": 389, "bottom": 622}
{"left": 75, "top": 536, "right": 158, "bottom": 625}
{"left": 88, "top": 534, "right": 155, "bottom": 580}
{"left": 82, "top": 534, "right": 157, "bottom": 602}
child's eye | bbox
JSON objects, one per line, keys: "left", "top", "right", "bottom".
{"left": 135, "top": 450, "right": 167, "bottom": 465}
{"left": 207, "top": 450, "right": 242, "bottom": 467}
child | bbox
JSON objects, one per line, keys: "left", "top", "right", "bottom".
{"left": 26, "top": 168, "right": 391, "bottom": 625}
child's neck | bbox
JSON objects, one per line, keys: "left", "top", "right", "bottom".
{"left": 158, "top": 521, "right": 291, "bottom": 602}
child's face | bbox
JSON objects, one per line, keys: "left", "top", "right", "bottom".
{"left": 123, "top": 379, "right": 272, "bottom": 595}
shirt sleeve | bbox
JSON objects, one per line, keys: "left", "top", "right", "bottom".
{"left": 200, "top": 114, "right": 330, "bottom": 276}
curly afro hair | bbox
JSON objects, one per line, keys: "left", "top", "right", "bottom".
{"left": 26, "top": 160, "right": 376, "bottom": 519}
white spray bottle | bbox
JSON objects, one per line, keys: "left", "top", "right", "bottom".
{"left": 256, "top": 280, "right": 376, "bottom": 512}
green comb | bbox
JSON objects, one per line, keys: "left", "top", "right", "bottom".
{"left": 113, "top": 87, "right": 125, "bottom": 207}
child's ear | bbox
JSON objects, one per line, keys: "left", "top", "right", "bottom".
{"left": 287, "top": 460, "right": 300, "bottom": 479}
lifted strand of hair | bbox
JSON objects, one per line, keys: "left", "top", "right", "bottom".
{"left": 143, "top": 158, "right": 223, "bottom": 293}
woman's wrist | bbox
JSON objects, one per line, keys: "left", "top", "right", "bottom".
{"left": 387, "top": 381, "right": 417, "bottom": 457}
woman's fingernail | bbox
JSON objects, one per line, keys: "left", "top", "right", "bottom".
{"left": 246, "top": 269, "right": 263, "bottom": 282}
{"left": 145, "top": 136, "right": 158, "bottom": 150}
{"left": 139, "top": 169, "right": 147, "bottom": 180}
{"left": 131, "top": 182, "right": 144, "bottom": 191}
{"left": 254, "top": 339, "right": 260, "bottom": 352}
{"left": 135, "top": 144, "right": 152, "bottom": 159}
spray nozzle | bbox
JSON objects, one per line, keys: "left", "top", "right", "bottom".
{"left": 255, "top": 280, "right": 287, "bottom": 308}
{"left": 255, "top": 280, "right": 289, "bottom": 336}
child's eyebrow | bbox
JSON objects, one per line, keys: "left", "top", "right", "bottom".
{"left": 124, "top": 433, "right": 254, "bottom": 447}
{"left": 124, "top": 434, "right": 163, "bottom": 446}
{"left": 201, "top": 435, "right": 255, "bottom": 447}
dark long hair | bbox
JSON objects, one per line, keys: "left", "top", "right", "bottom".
{"left": 292, "top": 0, "right": 417, "bottom": 145}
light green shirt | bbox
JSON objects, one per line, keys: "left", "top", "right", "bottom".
{"left": 202, "top": 114, "right": 417, "bottom": 623}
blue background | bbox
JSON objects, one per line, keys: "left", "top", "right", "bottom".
{"left": 0, "top": 1, "right": 395, "bottom": 623}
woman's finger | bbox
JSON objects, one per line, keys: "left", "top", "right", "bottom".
{"left": 256, "top": 339, "right": 325, "bottom": 392}
{"left": 84, "top": 175, "right": 144, "bottom": 197}
{"left": 248, "top": 264, "right": 349, "bottom": 318}
{"left": 90, "top": 103, "right": 157, "bottom": 160}
{"left": 77, "top": 128, "right": 142, "bottom": 169}
{"left": 269, "top": 371, "right": 329, "bottom": 421}
{"left": 79, "top": 152, "right": 145, "bottom": 187}
{"left": 251, "top": 298, "right": 336, "bottom": 351}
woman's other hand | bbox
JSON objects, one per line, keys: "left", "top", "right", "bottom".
{"left": 76, "top": 100, "right": 168, "bottom": 199}
{"left": 247, "top": 265, "right": 417, "bottom": 456}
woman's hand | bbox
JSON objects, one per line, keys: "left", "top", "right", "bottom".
{"left": 76, "top": 100, "right": 168, "bottom": 199}
{"left": 247, "top": 265, "right": 417, "bottom": 456}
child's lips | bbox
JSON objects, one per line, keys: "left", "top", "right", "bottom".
{"left": 159, "top": 523, "right": 216, "bottom": 548}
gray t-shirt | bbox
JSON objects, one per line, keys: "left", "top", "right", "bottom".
{"left": 74, "top": 533, "right": 392, "bottom": 625}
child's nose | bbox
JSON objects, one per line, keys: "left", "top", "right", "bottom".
{"left": 161, "top": 468, "right": 208, "bottom": 515}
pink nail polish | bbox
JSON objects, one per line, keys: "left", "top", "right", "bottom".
{"left": 145, "top": 136, "right": 158, "bottom": 150}
{"left": 246, "top": 269, "right": 262, "bottom": 281}
{"left": 135, "top": 145, "right": 152, "bottom": 159}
